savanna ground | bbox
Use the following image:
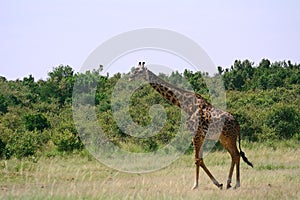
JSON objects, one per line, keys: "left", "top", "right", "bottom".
{"left": 0, "top": 142, "right": 299, "bottom": 200}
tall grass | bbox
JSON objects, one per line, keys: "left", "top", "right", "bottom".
{"left": 0, "top": 142, "right": 299, "bottom": 199}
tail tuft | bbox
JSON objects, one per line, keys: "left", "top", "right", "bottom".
{"left": 240, "top": 151, "right": 253, "bottom": 168}
{"left": 237, "top": 125, "right": 253, "bottom": 168}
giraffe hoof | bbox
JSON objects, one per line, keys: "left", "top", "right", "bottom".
{"left": 218, "top": 183, "right": 223, "bottom": 190}
{"left": 226, "top": 184, "right": 232, "bottom": 189}
{"left": 191, "top": 185, "right": 198, "bottom": 190}
{"left": 233, "top": 185, "right": 240, "bottom": 190}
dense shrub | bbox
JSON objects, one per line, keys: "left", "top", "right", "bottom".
{"left": 0, "top": 61, "right": 299, "bottom": 159}
{"left": 0, "top": 93, "right": 8, "bottom": 113}
{"left": 5, "top": 131, "right": 40, "bottom": 159}
{"left": 53, "top": 129, "right": 83, "bottom": 152}
{"left": 233, "top": 111, "right": 258, "bottom": 141}
{"left": 0, "top": 138, "right": 5, "bottom": 158}
{"left": 265, "top": 105, "right": 300, "bottom": 139}
{"left": 24, "top": 113, "right": 51, "bottom": 131}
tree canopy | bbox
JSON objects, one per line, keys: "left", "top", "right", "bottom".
{"left": 0, "top": 60, "right": 299, "bottom": 159}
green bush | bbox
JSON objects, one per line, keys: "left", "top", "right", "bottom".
{"left": 0, "top": 138, "right": 5, "bottom": 158}
{"left": 265, "top": 105, "right": 300, "bottom": 139}
{"left": 257, "top": 125, "right": 277, "bottom": 141}
{"left": 0, "top": 93, "right": 8, "bottom": 113}
{"left": 0, "top": 61, "right": 299, "bottom": 159}
{"left": 53, "top": 129, "right": 83, "bottom": 152}
{"left": 24, "top": 113, "right": 51, "bottom": 131}
{"left": 234, "top": 111, "right": 258, "bottom": 141}
{"left": 5, "top": 131, "right": 40, "bottom": 159}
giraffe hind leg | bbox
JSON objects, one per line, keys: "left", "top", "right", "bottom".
{"left": 220, "top": 136, "right": 240, "bottom": 189}
{"left": 226, "top": 150, "right": 241, "bottom": 189}
{"left": 226, "top": 156, "right": 235, "bottom": 189}
{"left": 234, "top": 153, "right": 241, "bottom": 189}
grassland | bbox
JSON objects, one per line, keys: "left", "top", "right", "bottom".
{"left": 0, "top": 142, "right": 299, "bottom": 200}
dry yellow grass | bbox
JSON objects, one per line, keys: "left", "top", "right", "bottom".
{"left": 0, "top": 143, "right": 299, "bottom": 199}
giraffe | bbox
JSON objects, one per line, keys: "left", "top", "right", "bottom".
{"left": 130, "top": 62, "right": 253, "bottom": 190}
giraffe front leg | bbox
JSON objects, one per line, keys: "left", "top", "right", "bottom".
{"left": 199, "top": 159, "right": 223, "bottom": 190}
{"left": 191, "top": 135, "right": 201, "bottom": 190}
{"left": 191, "top": 158, "right": 200, "bottom": 190}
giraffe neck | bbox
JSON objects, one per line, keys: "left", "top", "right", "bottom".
{"left": 145, "top": 69, "right": 211, "bottom": 115}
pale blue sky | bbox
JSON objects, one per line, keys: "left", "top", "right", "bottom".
{"left": 1, "top": 0, "right": 299, "bottom": 80}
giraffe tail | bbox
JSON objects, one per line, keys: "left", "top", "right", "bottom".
{"left": 238, "top": 134, "right": 253, "bottom": 168}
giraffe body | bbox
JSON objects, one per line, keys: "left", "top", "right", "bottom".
{"left": 130, "top": 62, "right": 253, "bottom": 190}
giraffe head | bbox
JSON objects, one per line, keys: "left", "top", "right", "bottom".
{"left": 129, "top": 61, "right": 148, "bottom": 81}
